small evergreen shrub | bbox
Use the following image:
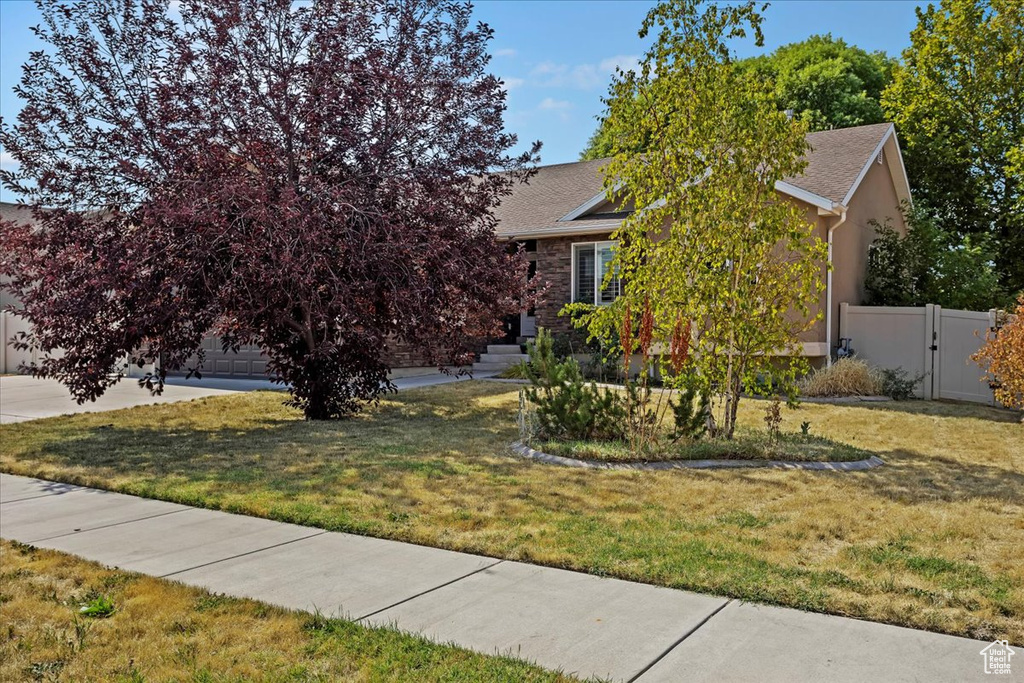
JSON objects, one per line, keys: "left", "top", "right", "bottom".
{"left": 522, "top": 328, "right": 625, "bottom": 441}
{"left": 670, "top": 387, "right": 708, "bottom": 442}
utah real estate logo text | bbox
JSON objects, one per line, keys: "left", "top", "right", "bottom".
{"left": 980, "top": 640, "right": 1015, "bottom": 675}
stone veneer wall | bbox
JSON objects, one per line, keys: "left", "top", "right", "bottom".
{"left": 533, "top": 233, "right": 613, "bottom": 334}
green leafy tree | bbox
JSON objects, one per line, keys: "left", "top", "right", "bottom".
{"left": 738, "top": 34, "right": 893, "bottom": 132}
{"left": 865, "top": 204, "right": 1006, "bottom": 310}
{"left": 881, "top": 0, "right": 1024, "bottom": 295}
{"left": 583, "top": 0, "right": 826, "bottom": 439}
{"left": 582, "top": 33, "right": 892, "bottom": 159}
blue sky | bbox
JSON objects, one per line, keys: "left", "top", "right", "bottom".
{"left": 1, "top": 0, "right": 921, "bottom": 198}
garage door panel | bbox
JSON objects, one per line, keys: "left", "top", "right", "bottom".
{"left": 169, "top": 335, "right": 270, "bottom": 379}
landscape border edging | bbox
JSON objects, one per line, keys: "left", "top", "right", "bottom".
{"left": 509, "top": 442, "right": 884, "bottom": 471}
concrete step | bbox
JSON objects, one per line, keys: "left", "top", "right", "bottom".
{"left": 487, "top": 344, "right": 525, "bottom": 355}
{"left": 478, "top": 353, "right": 529, "bottom": 364}
{"left": 472, "top": 362, "right": 526, "bottom": 373}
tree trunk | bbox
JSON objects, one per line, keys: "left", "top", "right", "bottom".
{"left": 724, "top": 374, "right": 742, "bottom": 439}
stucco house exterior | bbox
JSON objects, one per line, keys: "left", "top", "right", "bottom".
{"left": 488, "top": 121, "right": 911, "bottom": 366}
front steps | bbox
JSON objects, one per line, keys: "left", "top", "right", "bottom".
{"left": 472, "top": 344, "right": 529, "bottom": 374}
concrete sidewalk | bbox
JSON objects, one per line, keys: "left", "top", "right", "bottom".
{"left": 0, "top": 372, "right": 480, "bottom": 424}
{"left": 0, "top": 473, "right": 996, "bottom": 682}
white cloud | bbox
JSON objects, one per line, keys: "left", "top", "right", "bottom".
{"left": 493, "top": 48, "right": 517, "bottom": 58}
{"left": 0, "top": 152, "right": 20, "bottom": 169}
{"left": 538, "top": 97, "right": 570, "bottom": 111}
{"left": 528, "top": 54, "right": 639, "bottom": 90}
{"left": 599, "top": 54, "right": 640, "bottom": 74}
{"left": 502, "top": 77, "right": 526, "bottom": 91}
{"left": 537, "top": 97, "right": 572, "bottom": 122}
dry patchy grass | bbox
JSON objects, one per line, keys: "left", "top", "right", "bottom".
{"left": 1, "top": 381, "right": 1021, "bottom": 644}
{"left": 0, "top": 540, "right": 574, "bottom": 682}
{"left": 536, "top": 430, "right": 872, "bottom": 462}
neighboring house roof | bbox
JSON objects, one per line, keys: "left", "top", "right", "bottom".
{"left": 0, "top": 201, "right": 38, "bottom": 225}
{"left": 493, "top": 122, "right": 910, "bottom": 238}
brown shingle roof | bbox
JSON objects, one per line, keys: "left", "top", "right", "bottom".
{"left": 785, "top": 122, "right": 892, "bottom": 205}
{"left": 493, "top": 122, "right": 894, "bottom": 237}
{"left": 0, "top": 201, "right": 39, "bottom": 226}
{"left": 491, "top": 157, "right": 609, "bottom": 237}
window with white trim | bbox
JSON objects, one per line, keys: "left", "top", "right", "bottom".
{"left": 572, "top": 241, "right": 621, "bottom": 305}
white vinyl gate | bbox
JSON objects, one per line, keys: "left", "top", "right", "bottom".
{"left": 839, "top": 303, "right": 998, "bottom": 405}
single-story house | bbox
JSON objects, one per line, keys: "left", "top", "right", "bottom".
{"left": 489, "top": 121, "right": 911, "bottom": 365}
{"left": 1, "top": 122, "right": 911, "bottom": 378}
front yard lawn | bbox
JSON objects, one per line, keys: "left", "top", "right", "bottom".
{"left": 0, "top": 540, "right": 574, "bottom": 682}
{"left": 1, "top": 381, "right": 1021, "bottom": 643}
{"left": 535, "top": 429, "right": 873, "bottom": 463}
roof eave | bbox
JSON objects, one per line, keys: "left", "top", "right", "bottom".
{"left": 774, "top": 181, "right": 842, "bottom": 214}
{"left": 498, "top": 223, "right": 624, "bottom": 240}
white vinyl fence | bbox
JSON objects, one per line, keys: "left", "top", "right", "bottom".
{"left": 838, "top": 303, "right": 998, "bottom": 404}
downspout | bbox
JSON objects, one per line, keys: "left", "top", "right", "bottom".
{"left": 825, "top": 208, "right": 848, "bottom": 367}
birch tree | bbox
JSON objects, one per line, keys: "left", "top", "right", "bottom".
{"left": 590, "top": 0, "right": 827, "bottom": 439}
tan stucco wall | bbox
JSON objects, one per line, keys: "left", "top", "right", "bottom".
{"left": 830, "top": 152, "right": 907, "bottom": 347}
{"left": 788, "top": 198, "right": 829, "bottom": 346}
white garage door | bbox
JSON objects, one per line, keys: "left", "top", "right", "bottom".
{"left": 1, "top": 311, "right": 35, "bottom": 374}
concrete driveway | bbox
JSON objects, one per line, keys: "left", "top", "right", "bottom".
{"left": 0, "top": 375, "right": 265, "bottom": 424}
{"left": 0, "top": 372, "right": 478, "bottom": 424}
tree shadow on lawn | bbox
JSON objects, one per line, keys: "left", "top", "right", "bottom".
{"left": 848, "top": 398, "right": 1020, "bottom": 423}
{"left": 16, "top": 399, "right": 528, "bottom": 501}
{"left": 646, "top": 445, "right": 1024, "bottom": 507}
{"left": 857, "top": 449, "right": 1024, "bottom": 505}
{"left": 18, "top": 422, "right": 1023, "bottom": 511}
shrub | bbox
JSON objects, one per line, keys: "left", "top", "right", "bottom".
{"left": 497, "top": 362, "right": 531, "bottom": 380}
{"left": 879, "top": 367, "right": 923, "bottom": 400}
{"left": 559, "top": 301, "right": 623, "bottom": 381}
{"left": 763, "top": 398, "right": 783, "bottom": 448}
{"left": 549, "top": 330, "right": 587, "bottom": 359}
{"left": 799, "top": 358, "right": 881, "bottom": 397}
{"left": 865, "top": 205, "right": 1006, "bottom": 311}
{"left": 972, "top": 294, "right": 1024, "bottom": 411}
{"left": 670, "top": 387, "right": 709, "bottom": 442}
{"left": 522, "top": 328, "right": 625, "bottom": 441}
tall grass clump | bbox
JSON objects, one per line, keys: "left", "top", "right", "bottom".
{"left": 800, "top": 357, "right": 882, "bottom": 397}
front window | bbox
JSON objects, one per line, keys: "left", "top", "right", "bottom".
{"left": 572, "top": 241, "right": 620, "bottom": 305}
